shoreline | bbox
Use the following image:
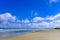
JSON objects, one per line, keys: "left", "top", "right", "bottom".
{"left": 0, "top": 29, "right": 60, "bottom": 40}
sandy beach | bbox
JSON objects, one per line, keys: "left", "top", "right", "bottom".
{"left": 0, "top": 29, "right": 60, "bottom": 40}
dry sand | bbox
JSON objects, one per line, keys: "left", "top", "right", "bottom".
{"left": 0, "top": 29, "right": 60, "bottom": 40}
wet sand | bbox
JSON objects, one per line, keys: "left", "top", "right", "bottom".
{"left": 0, "top": 29, "right": 60, "bottom": 40}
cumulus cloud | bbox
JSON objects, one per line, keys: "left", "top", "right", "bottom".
{"left": 22, "top": 18, "right": 30, "bottom": 23}
{"left": 30, "top": 13, "right": 60, "bottom": 28}
{"left": 32, "top": 17, "right": 45, "bottom": 22}
{"left": 0, "top": 13, "right": 60, "bottom": 29}
{"left": 0, "top": 13, "right": 16, "bottom": 24}
{"left": 46, "top": 13, "right": 60, "bottom": 20}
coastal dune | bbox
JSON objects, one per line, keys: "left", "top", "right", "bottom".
{"left": 0, "top": 29, "right": 60, "bottom": 40}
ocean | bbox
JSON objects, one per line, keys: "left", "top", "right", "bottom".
{"left": 0, "top": 28, "right": 47, "bottom": 38}
{"left": 0, "top": 29, "right": 36, "bottom": 38}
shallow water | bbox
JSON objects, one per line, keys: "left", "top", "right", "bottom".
{"left": 0, "top": 29, "right": 60, "bottom": 40}
{"left": 0, "top": 30, "right": 33, "bottom": 38}
{"left": 0, "top": 29, "right": 60, "bottom": 38}
{"left": 0, "top": 28, "right": 46, "bottom": 38}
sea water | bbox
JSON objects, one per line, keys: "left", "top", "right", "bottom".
{"left": 0, "top": 30, "right": 33, "bottom": 38}
{"left": 0, "top": 28, "right": 46, "bottom": 38}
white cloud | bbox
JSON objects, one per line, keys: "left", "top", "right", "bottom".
{"left": 0, "top": 13, "right": 60, "bottom": 29}
{"left": 0, "top": 13, "right": 16, "bottom": 21}
{"left": 0, "top": 13, "right": 16, "bottom": 24}
{"left": 46, "top": 16, "right": 53, "bottom": 20}
{"left": 46, "top": 13, "right": 60, "bottom": 20}
{"left": 31, "top": 13, "right": 60, "bottom": 28}
{"left": 32, "top": 17, "right": 45, "bottom": 22}
{"left": 53, "top": 13, "right": 60, "bottom": 20}
{"left": 22, "top": 18, "right": 30, "bottom": 23}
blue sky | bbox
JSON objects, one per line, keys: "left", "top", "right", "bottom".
{"left": 0, "top": 0, "right": 60, "bottom": 19}
{"left": 0, "top": 0, "right": 60, "bottom": 28}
